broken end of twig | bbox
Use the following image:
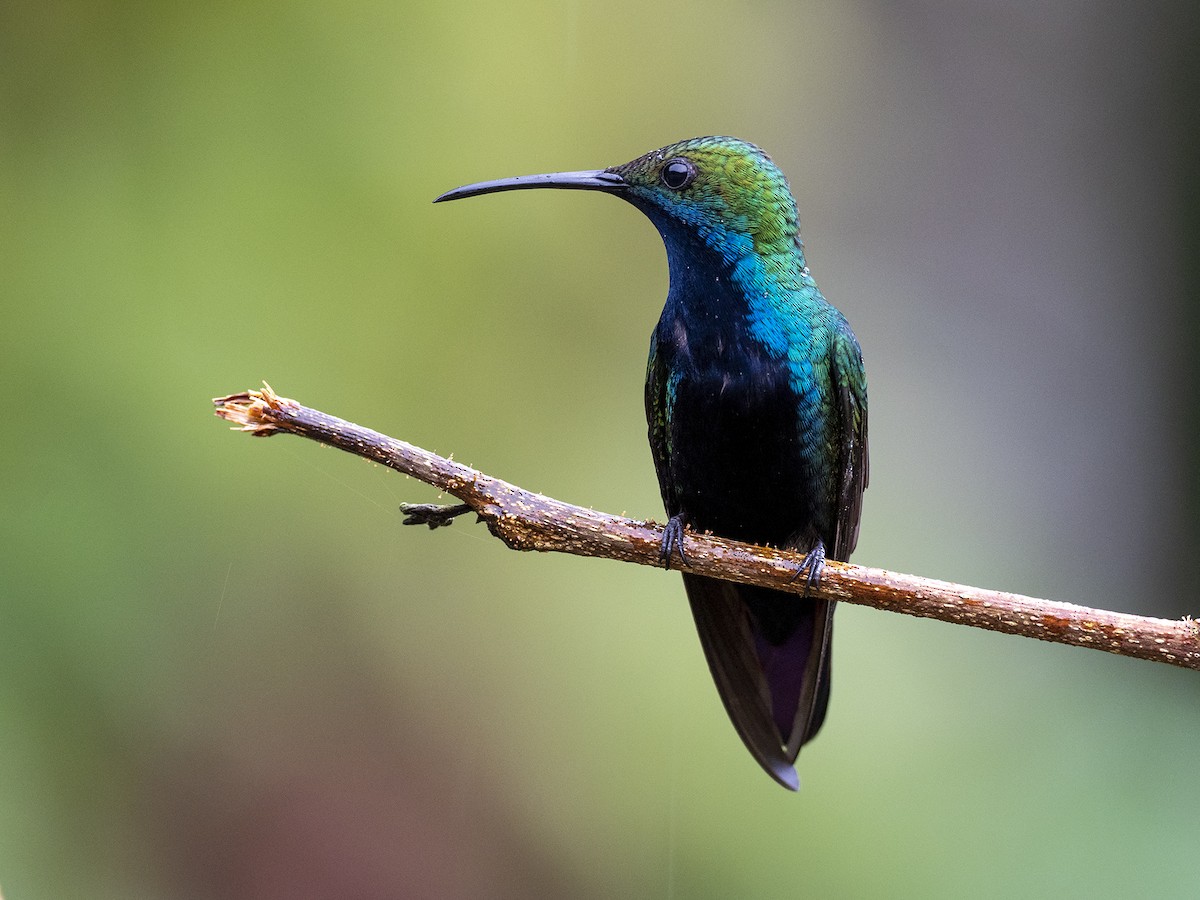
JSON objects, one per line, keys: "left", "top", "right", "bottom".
{"left": 213, "top": 382, "right": 294, "bottom": 436}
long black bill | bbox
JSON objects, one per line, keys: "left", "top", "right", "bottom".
{"left": 434, "top": 169, "right": 626, "bottom": 203}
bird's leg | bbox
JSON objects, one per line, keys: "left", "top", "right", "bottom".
{"left": 400, "top": 502, "right": 474, "bottom": 529}
{"left": 659, "top": 514, "right": 690, "bottom": 569}
{"left": 789, "top": 538, "right": 826, "bottom": 593}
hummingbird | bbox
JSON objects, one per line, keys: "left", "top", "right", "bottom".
{"left": 435, "top": 137, "right": 868, "bottom": 790}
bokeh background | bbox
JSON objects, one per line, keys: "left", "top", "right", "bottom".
{"left": 3, "top": 1, "right": 1198, "bottom": 897}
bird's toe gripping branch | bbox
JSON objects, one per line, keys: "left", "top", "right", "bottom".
{"left": 790, "top": 540, "right": 826, "bottom": 593}
{"left": 659, "top": 515, "right": 690, "bottom": 569}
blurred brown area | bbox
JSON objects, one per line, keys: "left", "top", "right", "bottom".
{"left": 145, "top": 632, "right": 588, "bottom": 899}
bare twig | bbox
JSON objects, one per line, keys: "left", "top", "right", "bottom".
{"left": 214, "top": 384, "right": 1200, "bottom": 671}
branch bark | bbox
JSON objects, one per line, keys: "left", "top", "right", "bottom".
{"left": 213, "top": 384, "right": 1200, "bottom": 671}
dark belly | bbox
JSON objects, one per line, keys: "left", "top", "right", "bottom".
{"left": 667, "top": 370, "right": 818, "bottom": 550}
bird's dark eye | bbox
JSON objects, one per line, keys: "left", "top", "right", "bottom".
{"left": 660, "top": 158, "right": 696, "bottom": 190}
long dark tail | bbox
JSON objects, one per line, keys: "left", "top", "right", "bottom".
{"left": 682, "top": 573, "right": 834, "bottom": 791}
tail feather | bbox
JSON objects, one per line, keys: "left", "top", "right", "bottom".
{"left": 682, "top": 573, "right": 833, "bottom": 790}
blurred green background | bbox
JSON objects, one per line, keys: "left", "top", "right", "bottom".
{"left": 3, "top": 1, "right": 1198, "bottom": 897}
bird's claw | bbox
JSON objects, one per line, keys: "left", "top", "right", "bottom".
{"left": 659, "top": 515, "right": 690, "bottom": 569}
{"left": 789, "top": 541, "right": 826, "bottom": 593}
{"left": 400, "top": 502, "right": 474, "bottom": 529}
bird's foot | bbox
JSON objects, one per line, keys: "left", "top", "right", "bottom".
{"left": 789, "top": 539, "right": 826, "bottom": 593}
{"left": 659, "top": 515, "right": 690, "bottom": 569}
{"left": 400, "top": 502, "right": 474, "bottom": 529}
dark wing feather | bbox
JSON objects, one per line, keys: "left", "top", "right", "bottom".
{"left": 829, "top": 326, "right": 869, "bottom": 562}
{"left": 644, "top": 332, "right": 678, "bottom": 513}
{"left": 779, "top": 325, "right": 866, "bottom": 758}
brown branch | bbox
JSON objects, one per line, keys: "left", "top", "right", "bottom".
{"left": 214, "top": 384, "right": 1200, "bottom": 671}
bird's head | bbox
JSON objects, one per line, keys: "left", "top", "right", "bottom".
{"left": 435, "top": 136, "right": 803, "bottom": 267}
{"left": 608, "top": 136, "right": 801, "bottom": 263}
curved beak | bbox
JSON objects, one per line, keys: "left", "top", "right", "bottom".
{"left": 434, "top": 169, "right": 626, "bottom": 203}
